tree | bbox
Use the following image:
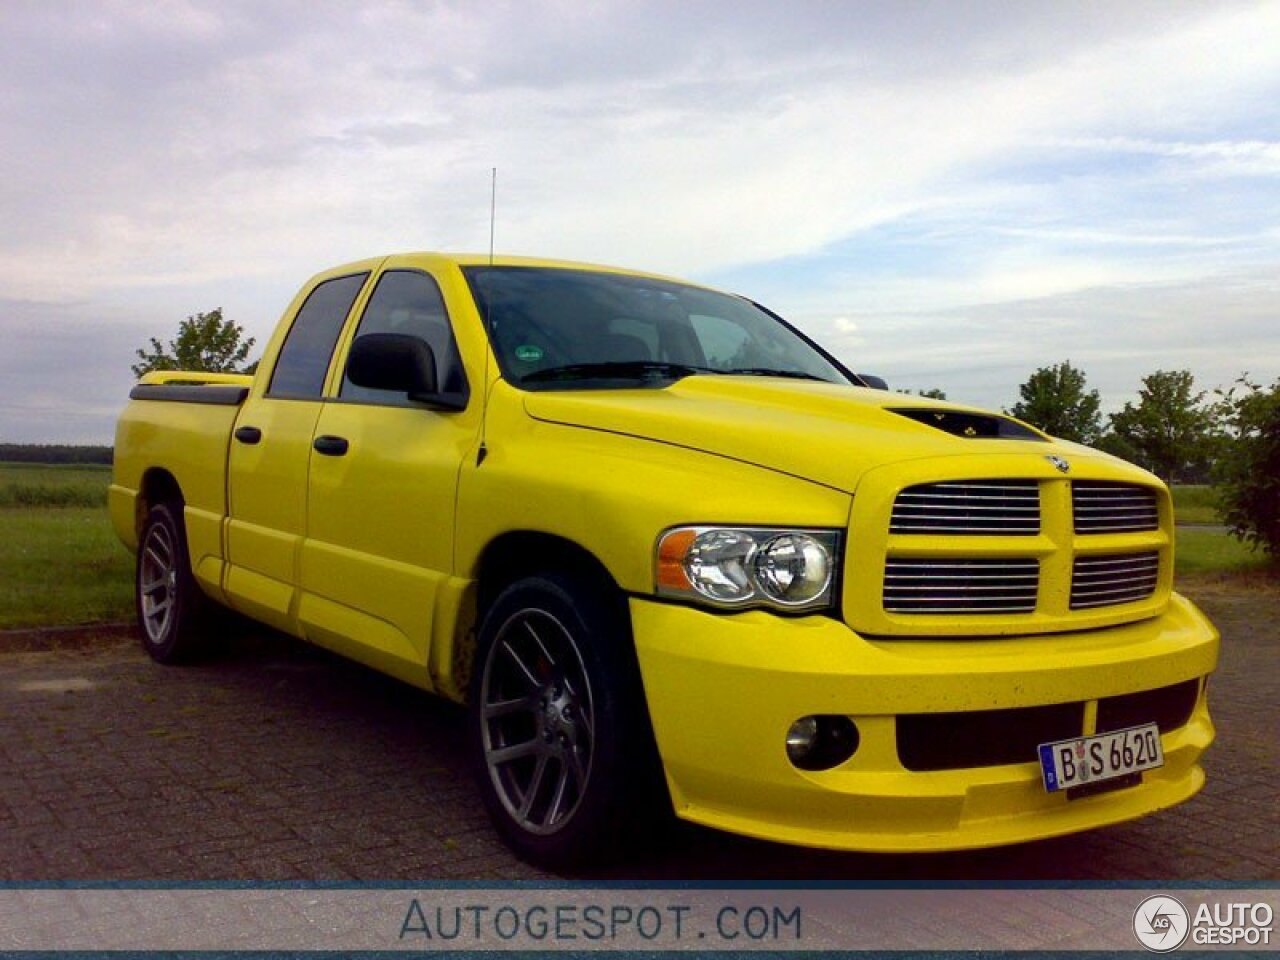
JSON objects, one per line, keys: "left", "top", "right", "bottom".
{"left": 1213, "top": 376, "right": 1280, "bottom": 559}
{"left": 132, "top": 308, "right": 258, "bottom": 378}
{"left": 1107, "top": 370, "right": 1217, "bottom": 482}
{"left": 1006, "top": 361, "right": 1102, "bottom": 444}
{"left": 895, "top": 388, "right": 948, "bottom": 400}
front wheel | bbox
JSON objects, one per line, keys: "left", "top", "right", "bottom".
{"left": 135, "top": 502, "right": 208, "bottom": 664}
{"left": 469, "top": 573, "right": 664, "bottom": 867}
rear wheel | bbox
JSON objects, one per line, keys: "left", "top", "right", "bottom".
{"left": 470, "top": 573, "right": 664, "bottom": 867}
{"left": 136, "top": 502, "right": 208, "bottom": 664}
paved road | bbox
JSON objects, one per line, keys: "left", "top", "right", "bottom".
{"left": 1, "top": 585, "right": 1276, "bottom": 881}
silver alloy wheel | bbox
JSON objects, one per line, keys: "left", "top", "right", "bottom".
{"left": 480, "top": 607, "right": 595, "bottom": 836}
{"left": 138, "top": 520, "right": 178, "bottom": 645}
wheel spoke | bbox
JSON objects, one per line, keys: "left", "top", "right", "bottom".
{"left": 140, "top": 577, "right": 165, "bottom": 596}
{"left": 143, "top": 546, "right": 166, "bottom": 571}
{"left": 566, "top": 742, "right": 588, "bottom": 789}
{"left": 546, "top": 760, "right": 572, "bottom": 825}
{"left": 488, "top": 739, "right": 540, "bottom": 766}
{"left": 501, "top": 640, "right": 540, "bottom": 689}
{"left": 483, "top": 694, "right": 537, "bottom": 720}
{"left": 148, "top": 597, "right": 172, "bottom": 618}
{"left": 524, "top": 619, "right": 557, "bottom": 668}
{"left": 518, "top": 753, "right": 549, "bottom": 821}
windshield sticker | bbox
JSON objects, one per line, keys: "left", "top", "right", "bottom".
{"left": 514, "top": 344, "right": 544, "bottom": 363}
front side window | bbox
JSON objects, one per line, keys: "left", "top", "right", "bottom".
{"left": 463, "top": 266, "right": 852, "bottom": 390}
{"left": 340, "top": 270, "right": 468, "bottom": 407}
{"left": 268, "top": 272, "right": 369, "bottom": 398}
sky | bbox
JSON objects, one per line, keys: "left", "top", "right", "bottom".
{"left": 1, "top": 0, "right": 1278, "bottom": 443}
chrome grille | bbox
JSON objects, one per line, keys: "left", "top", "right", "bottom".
{"left": 1072, "top": 482, "right": 1158, "bottom": 533}
{"left": 1070, "top": 552, "right": 1159, "bottom": 609}
{"left": 883, "top": 558, "right": 1039, "bottom": 614}
{"left": 890, "top": 480, "right": 1040, "bottom": 535}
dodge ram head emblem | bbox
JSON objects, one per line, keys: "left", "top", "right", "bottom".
{"left": 1046, "top": 455, "right": 1071, "bottom": 474}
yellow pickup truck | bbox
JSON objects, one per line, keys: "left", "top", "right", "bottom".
{"left": 112, "top": 253, "right": 1218, "bottom": 866}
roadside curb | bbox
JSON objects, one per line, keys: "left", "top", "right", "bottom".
{"left": 0, "top": 621, "right": 136, "bottom": 653}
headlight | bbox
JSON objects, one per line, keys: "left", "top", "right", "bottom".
{"left": 655, "top": 526, "right": 840, "bottom": 612}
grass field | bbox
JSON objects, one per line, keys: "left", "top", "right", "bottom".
{"left": 0, "top": 507, "right": 134, "bottom": 627}
{"left": 1174, "top": 527, "right": 1274, "bottom": 576}
{"left": 1170, "top": 484, "right": 1222, "bottom": 525}
{"left": 0, "top": 462, "right": 109, "bottom": 508}
{"left": 0, "top": 464, "right": 1273, "bottom": 630}
{"left": 0, "top": 462, "right": 132, "bottom": 628}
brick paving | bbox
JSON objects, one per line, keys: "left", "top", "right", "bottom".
{"left": 0, "top": 585, "right": 1275, "bottom": 882}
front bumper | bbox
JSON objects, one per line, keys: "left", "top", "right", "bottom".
{"left": 630, "top": 593, "right": 1218, "bottom": 852}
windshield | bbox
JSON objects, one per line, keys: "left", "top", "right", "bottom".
{"left": 463, "top": 266, "right": 854, "bottom": 390}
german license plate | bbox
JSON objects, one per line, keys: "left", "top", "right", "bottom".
{"left": 1038, "top": 723, "right": 1163, "bottom": 794}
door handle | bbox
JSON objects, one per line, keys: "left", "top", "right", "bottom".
{"left": 234, "top": 426, "right": 262, "bottom": 445}
{"left": 313, "top": 435, "right": 349, "bottom": 456}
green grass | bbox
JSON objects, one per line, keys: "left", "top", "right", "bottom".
{"left": 1175, "top": 527, "right": 1274, "bottom": 577}
{"left": 0, "top": 462, "right": 110, "bottom": 508}
{"left": 1170, "top": 484, "right": 1220, "bottom": 525}
{"left": 0, "top": 462, "right": 133, "bottom": 628}
{"left": 0, "top": 506, "right": 134, "bottom": 628}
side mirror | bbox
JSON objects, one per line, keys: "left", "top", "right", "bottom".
{"left": 346, "top": 333, "right": 438, "bottom": 399}
{"left": 857, "top": 373, "right": 889, "bottom": 390}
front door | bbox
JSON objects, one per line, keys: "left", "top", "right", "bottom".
{"left": 300, "top": 268, "right": 479, "bottom": 682}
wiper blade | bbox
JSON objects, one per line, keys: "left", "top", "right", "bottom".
{"left": 522, "top": 361, "right": 716, "bottom": 384}
{"left": 721, "top": 367, "right": 828, "bottom": 382}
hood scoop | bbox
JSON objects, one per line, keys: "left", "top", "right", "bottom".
{"left": 890, "top": 407, "right": 1046, "bottom": 441}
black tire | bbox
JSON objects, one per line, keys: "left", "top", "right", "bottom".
{"left": 469, "top": 572, "right": 666, "bottom": 868}
{"left": 135, "top": 502, "right": 209, "bottom": 664}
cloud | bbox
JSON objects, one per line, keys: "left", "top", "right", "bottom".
{"left": 808, "top": 266, "right": 1280, "bottom": 413}
{"left": 0, "top": 1, "right": 1277, "bottom": 441}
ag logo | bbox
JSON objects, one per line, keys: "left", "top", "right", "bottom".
{"left": 1134, "top": 895, "right": 1190, "bottom": 952}
{"left": 1045, "top": 455, "right": 1071, "bottom": 474}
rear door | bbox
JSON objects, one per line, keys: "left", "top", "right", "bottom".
{"left": 225, "top": 270, "right": 372, "bottom": 632}
{"left": 299, "top": 265, "right": 480, "bottom": 682}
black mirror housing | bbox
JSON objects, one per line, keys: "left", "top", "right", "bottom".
{"left": 347, "top": 333, "right": 438, "bottom": 398}
{"left": 857, "top": 373, "right": 889, "bottom": 390}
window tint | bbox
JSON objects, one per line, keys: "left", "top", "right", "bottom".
{"left": 463, "top": 266, "right": 852, "bottom": 390}
{"left": 690, "top": 314, "right": 749, "bottom": 366}
{"left": 268, "top": 273, "right": 368, "bottom": 399}
{"left": 341, "top": 270, "right": 468, "bottom": 406}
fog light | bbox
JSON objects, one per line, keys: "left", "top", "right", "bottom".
{"left": 785, "top": 715, "right": 859, "bottom": 771}
{"left": 786, "top": 716, "right": 820, "bottom": 761}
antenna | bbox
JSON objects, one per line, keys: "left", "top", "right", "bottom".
{"left": 488, "top": 167, "right": 497, "bottom": 265}
{"left": 478, "top": 167, "right": 496, "bottom": 465}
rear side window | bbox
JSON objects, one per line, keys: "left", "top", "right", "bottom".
{"left": 268, "top": 272, "right": 369, "bottom": 398}
{"left": 341, "top": 270, "right": 469, "bottom": 407}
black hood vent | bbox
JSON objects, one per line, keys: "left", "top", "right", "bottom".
{"left": 890, "top": 408, "right": 1045, "bottom": 441}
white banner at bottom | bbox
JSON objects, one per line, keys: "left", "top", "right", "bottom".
{"left": 0, "top": 887, "right": 1275, "bottom": 953}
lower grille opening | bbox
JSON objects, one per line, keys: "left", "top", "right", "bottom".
{"left": 896, "top": 679, "right": 1201, "bottom": 773}
{"left": 1097, "top": 679, "right": 1200, "bottom": 734}
{"left": 897, "top": 701, "right": 1084, "bottom": 772}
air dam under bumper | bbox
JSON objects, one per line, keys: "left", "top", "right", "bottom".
{"left": 630, "top": 593, "right": 1218, "bottom": 852}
